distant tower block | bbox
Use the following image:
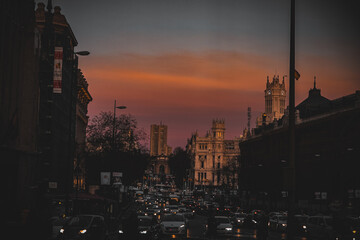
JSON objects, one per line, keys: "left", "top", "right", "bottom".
{"left": 149, "top": 123, "right": 172, "bottom": 175}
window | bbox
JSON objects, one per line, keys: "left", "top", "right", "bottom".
{"left": 198, "top": 173, "right": 200, "bottom": 181}
{"left": 204, "top": 173, "right": 207, "bottom": 180}
{"left": 212, "top": 173, "right": 215, "bottom": 183}
{"left": 201, "top": 172, "right": 203, "bottom": 181}
{"left": 201, "top": 161, "right": 204, "bottom": 168}
{"left": 217, "top": 162, "right": 220, "bottom": 168}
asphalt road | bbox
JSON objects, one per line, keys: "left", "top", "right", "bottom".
{"left": 160, "top": 214, "right": 305, "bottom": 240}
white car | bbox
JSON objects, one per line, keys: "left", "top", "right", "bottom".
{"left": 160, "top": 214, "right": 187, "bottom": 236}
{"left": 215, "top": 216, "right": 233, "bottom": 235}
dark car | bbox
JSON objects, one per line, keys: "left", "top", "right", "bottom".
{"left": 58, "top": 215, "right": 108, "bottom": 240}
{"left": 137, "top": 216, "right": 156, "bottom": 238}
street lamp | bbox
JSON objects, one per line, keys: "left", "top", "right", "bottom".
{"left": 112, "top": 100, "right": 127, "bottom": 151}
{"left": 74, "top": 51, "right": 90, "bottom": 56}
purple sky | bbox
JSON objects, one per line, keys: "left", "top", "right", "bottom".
{"left": 39, "top": 0, "right": 360, "bottom": 149}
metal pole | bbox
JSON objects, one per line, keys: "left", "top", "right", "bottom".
{"left": 113, "top": 100, "right": 116, "bottom": 151}
{"left": 289, "top": 0, "right": 296, "bottom": 207}
{"left": 288, "top": 0, "right": 296, "bottom": 239}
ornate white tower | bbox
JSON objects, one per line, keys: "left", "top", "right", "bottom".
{"left": 257, "top": 75, "right": 286, "bottom": 126}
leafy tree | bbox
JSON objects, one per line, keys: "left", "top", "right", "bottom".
{"left": 86, "top": 111, "right": 146, "bottom": 153}
{"left": 168, "top": 147, "right": 191, "bottom": 188}
{"left": 85, "top": 111, "right": 149, "bottom": 187}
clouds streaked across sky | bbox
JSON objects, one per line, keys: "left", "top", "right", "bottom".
{"left": 43, "top": 0, "right": 360, "bottom": 148}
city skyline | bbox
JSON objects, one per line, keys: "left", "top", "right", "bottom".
{"left": 44, "top": 0, "right": 360, "bottom": 148}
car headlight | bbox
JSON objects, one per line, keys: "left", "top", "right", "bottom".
{"left": 140, "top": 230, "right": 147, "bottom": 234}
{"left": 60, "top": 228, "right": 64, "bottom": 234}
{"left": 282, "top": 224, "right": 287, "bottom": 227}
{"left": 225, "top": 227, "right": 232, "bottom": 231}
{"left": 302, "top": 225, "right": 307, "bottom": 229}
{"left": 119, "top": 230, "right": 124, "bottom": 234}
{"left": 179, "top": 224, "right": 185, "bottom": 228}
{"left": 79, "top": 229, "right": 87, "bottom": 234}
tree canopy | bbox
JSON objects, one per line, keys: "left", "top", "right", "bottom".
{"left": 85, "top": 111, "right": 149, "bottom": 186}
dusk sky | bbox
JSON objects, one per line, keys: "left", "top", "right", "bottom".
{"left": 42, "top": 0, "right": 360, "bottom": 149}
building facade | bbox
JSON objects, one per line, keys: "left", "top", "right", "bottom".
{"left": 256, "top": 75, "right": 286, "bottom": 127}
{"left": 149, "top": 123, "right": 172, "bottom": 175}
{"left": 0, "top": 0, "right": 40, "bottom": 233}
{"left": 74, "top": 69, "right": 92, "bottom": 191}
{"left": 186, "top": 120, "right": 240, "bottom": 189}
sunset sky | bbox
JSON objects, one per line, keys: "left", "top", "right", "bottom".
{"left": 44, "top": 0, "right": 360, "bottom": 148}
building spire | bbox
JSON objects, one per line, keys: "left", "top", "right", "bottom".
{"left": 314, "top": 76, "right": 316, "bottom": 89}
{"left": 47, "top": 0, "right": 53, "bottom": 12}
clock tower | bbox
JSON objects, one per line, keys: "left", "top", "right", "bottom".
{"left": 257, "top": 75, "right": 286, "bottom": 127}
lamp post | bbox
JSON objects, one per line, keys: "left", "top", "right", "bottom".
{"left": 112, "top": 100, "right": 127, "bottom": 151}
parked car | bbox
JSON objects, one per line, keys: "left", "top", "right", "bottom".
{"left": 160, "top": 214, "right": 187, "bottom": 237}
{"left": 214, "top": 216, "right": 233, "bottom": 235}
{"left": 58, "top": 215, "right": 108, "bottom": 240}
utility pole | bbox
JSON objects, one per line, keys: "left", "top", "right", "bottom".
{"left": 287, "top": 0, "right": 297, "bottom": 239}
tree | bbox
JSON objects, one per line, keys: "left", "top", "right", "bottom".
{"left": 86, "top": 111, "right": 146, "bottom": 153}
{"left": 168, "top": 147, "right": 191, "bottom": 189}
{"left": 85, "top": 111, "right": 149, "bottom": 186}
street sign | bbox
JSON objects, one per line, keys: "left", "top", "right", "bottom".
{"left": 113, "top": 172, "right": 122, "bottom": 177}
{"left": 100, "top": 172, "right": 111, "bottom": 185}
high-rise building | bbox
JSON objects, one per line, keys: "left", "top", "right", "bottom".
{"left": 186, "top": 119, "right": 240, "bottom": 189}
{"left": 257, "top": 75, "right": 286, "bottom": 127}
{"left": 149, "top": 123, "right": 172, "bottom": 175}
{"left": 150, "top": 124, "right": 172, "bottom": 156}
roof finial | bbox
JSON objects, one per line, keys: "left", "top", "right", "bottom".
{"left": 47, "top": 0, "right": 53, "bottom": 12}
{"left": 314, "top": 76, "right": 317, "bottom": 89}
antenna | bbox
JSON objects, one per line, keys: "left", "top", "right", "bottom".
{"left": 247, "top": 107, "right": 251, "bottom": 131}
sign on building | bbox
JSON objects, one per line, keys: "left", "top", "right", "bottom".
{"left": 100, "top": 172, "right": 111, "bottom": 185}
{"left": 53, "top": 47, "right": 63, "bottom": 93}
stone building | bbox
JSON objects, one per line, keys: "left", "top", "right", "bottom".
{"left": 35, "top": 2, "right": 79, "bottom": 198}
{"left": 74, "top": 69, "right": 92, "bottom": 191}
{"left": 149, "top": 123, "right": 172, "bottom": 175}
{"left": 0, "top": 0, "right": 39, "bottom": 234}
{"left": 186, "top": 120, "right": 241, "bottom": 189}
{"left": 256, "top": 75, "right": 286, "bottom": 127}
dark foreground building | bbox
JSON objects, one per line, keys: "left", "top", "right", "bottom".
{"left": 239, "top": 84, "right": 360, "bottom": 215}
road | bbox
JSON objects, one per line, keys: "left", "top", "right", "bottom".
{"left": 160, "top": 214, "right": 304, "bottom": 240}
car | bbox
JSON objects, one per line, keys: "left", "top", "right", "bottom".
{"left": 233, "top": 213, "right": 247, "bottom": 227}
{"left": 58, "top": 214, "right": 108, "bottom": 240}
{"left": 306, "top": 215, "right": 335, "bottom": 240}
{"left": 214, "top": 216, "right": 233, "bottom": 235}
{"left": 293, "top": 214, "right": 309, "bottom": 236}
{"left": 160, "top": 214, "right": 187, "bottom": 237}
{"left": 341, "top": 216, "right": 360, "bottom": 239}
{"left": 49, "top": 216, "right": 69, "bottom": 240}
{"left": 268, "top": 214, "right": 287, "bottom": 232}
{"left": 137, "top": 216, "right": 156, "bottom": 238}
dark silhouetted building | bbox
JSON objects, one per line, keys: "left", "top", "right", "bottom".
{"left": 239, "top": 83, "right": 360, "bottom": 214}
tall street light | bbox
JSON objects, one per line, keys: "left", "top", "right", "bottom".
{"left": 113, "top": 100, "right": 127, "bottom": 151}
